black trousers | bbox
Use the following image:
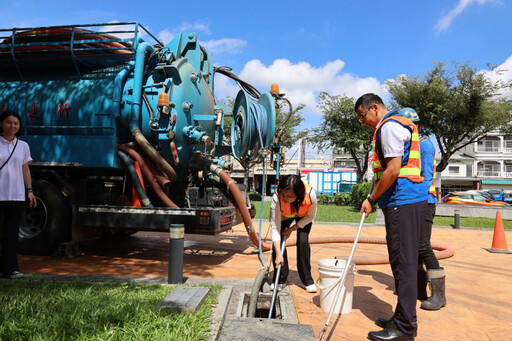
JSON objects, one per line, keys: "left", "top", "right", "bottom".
{"left": 382, "top": 200, "right": 427, "bottom": 336}
{"left": 418, "top": 203, "right": 440, "bottom": 269}
{"left": 0, "top": 201, "right": 24, "bottom": 274}
{"left": 272, "top": 218, "right": 314, "bottom": 286}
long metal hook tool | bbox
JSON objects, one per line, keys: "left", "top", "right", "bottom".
{"left": 318, "top": 179, "right": 374, "bottom": 340}
{"left": 269, "top": 235, "right": 287, "bottom": 319}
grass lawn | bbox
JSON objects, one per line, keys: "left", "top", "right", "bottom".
{"left": 252, "top": 201, "right": 377, "bottom": 224}
{"left": 252, "top": 201, "right": 511, "bottom": 230}
{"left": 0, "top": 278, "right": 220, "bottom": 341}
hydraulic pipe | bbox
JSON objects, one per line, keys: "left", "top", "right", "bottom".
{"left": 128, "top": 41, "right": 177, "bottom": 182}
{"left": 130, "top": 42, "right": 153, "bottom": 131}
{"left": 132, "top": 132, "right": 177, "bottom": 182}
{"left": 117, "top": 150, "right": 153, "bottom": 208}
{"left": 113, "top": 61, "right": 135, "bottom": 117}
{"left": 142, "top": 155, "right": 171, "bottom": 189}
{"left": 117, "top": 144, "right": 178, "bottom": 208}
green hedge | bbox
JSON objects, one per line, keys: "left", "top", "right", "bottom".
{"left": 334, "top": 193, "right": 351, "bottom": 206}
{"left": 314, "top": 181, "right": 373, "bottom": 209}
{"left": 248, "top": 192, "right": 262, "bottom": 201}
{"left": 350, "top": 181, "right": 374, "bottom": 209}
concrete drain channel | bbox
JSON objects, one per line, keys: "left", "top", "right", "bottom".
{"left": 183, "top": 278, "right": 316, "bottom": 340}
{"left": 214, "top": 281, "right": 316, "bottom": 341}
{"left": 236, "top": 292, "right": 287, "bottom": 319}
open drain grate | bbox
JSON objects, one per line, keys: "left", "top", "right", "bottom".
{"left": 236, "top": 292, "right": 287, "bottom": 319}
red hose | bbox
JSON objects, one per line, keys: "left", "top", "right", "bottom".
{"left": 211, "top": 163, "right": 456, "bottom": 264}
{"left": 117, "top": 144, "right": 179, "bottom": 208}
{"left": 211, "top": 164, "right": 272, "bottom": 251}
{"left": 142, "top": 155, "right": 171, "bottom": 189}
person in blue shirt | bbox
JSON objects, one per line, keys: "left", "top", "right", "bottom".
{"left": 397, "top": 108, "right": 446, "bottom": 311}
{"left": 357, "top": 94, "right": 427, "bottom": 341}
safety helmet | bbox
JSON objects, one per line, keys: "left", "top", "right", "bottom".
{"left": 397, "top": 107, "right": 419, "bottom": 122}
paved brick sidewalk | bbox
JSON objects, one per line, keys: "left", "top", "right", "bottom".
{"left": 18, "top": 223, "right": 512, "bottom": 340}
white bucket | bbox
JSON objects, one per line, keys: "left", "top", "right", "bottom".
{"left": 316, "top": 259, "right": 356, "bottom": 314}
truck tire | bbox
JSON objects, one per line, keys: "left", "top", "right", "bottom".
{"left": 18, "top": 179, "right": 71, "bottom": 255}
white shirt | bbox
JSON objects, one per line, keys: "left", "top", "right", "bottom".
{"left": 0, "top": 136, "right": 32, "bottom": 201}
{"left": 379, "top": 120, "right": 411, "bottom": 158}
{"left": 270, "top": 188, "right": 317, "bottom": 242}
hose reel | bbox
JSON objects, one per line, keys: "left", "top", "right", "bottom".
{"left": 231, "top": 90, "right": 275, "bottom": 162}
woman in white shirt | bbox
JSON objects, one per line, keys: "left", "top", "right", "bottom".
{"left": 270, "top": 174, "right": 318, "bottom": 293}
{"left": 0, "top": 110, "right": 36, "bottom": 279}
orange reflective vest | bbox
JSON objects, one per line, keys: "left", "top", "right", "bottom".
{"left": 278, "top": 184, "right": 312, "bottom": 218}
{"left": 372, "top": 115, "right": 423, "bottom": 184}
{"left": 420, "top": 136, "right": 437, "bottom": 196}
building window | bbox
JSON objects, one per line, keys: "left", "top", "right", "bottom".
{"left": 449, "top": 166, "right": 458, "bottom": 175}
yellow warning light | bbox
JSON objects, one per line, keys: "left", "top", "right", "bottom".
{"left": 270, "top": 83, "right": 280, "bottom": 94}
{"left": 158, "top": 92, "right": 170, "bottom": 107}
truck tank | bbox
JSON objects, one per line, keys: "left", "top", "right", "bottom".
{"left": 0, "top": 22, "right": 281, "bottom": 254}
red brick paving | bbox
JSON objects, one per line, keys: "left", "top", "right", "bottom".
{"left": 18, "top": 223, "right": 512, "bottom": 340}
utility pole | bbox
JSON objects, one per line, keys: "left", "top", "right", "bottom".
{"left": 298, "top": 138, "right": 306, "bottom": 169}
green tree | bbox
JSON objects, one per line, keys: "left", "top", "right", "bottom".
{"left": 309, "top": 93, "right": 373, "bottom": 183}
{"left": 387, "top": 61, "right": 512, "bottom": 172}
{"left": 274, "top": 102, "right": 307, "bottom": 148}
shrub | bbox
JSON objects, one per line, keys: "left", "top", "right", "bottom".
{"left": 316, "top": 194, "right": 332, "bottom": 205}
{"left": 350, "top": 181, "right": 374, "bottom": 209}
{"left": 248, "top": 192, "right": 262, "bottom": 201}
{"left": 334, "top": 193, "right": 351, "bottom": 206}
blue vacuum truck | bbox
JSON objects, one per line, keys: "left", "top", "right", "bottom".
{"left": 0, "top": 22, "right": 287, "bottom": 255}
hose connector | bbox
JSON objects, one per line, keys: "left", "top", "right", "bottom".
{"left": 246, "top": 225, "right": 255, "bottom": 234}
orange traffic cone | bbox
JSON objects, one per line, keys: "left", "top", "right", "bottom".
{"left": 486, "top": 211, "right": 512, "bottom": 254}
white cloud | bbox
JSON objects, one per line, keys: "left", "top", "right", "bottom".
{"left": 202, "top": 38, "right": 247, "bottom": 54}
{"left": 479, "top": 54, "right": 512, "bottom": 100}
{"left": 157, "top": 29, "right": 175, "bottom": 45}
{"left": 212, "top": 73, "right": 240, "bottom": 105}
{"left": 156, "top": 21, "right": 211, "bottom": 45}
{"left": 230, "top": 58, "right": 389, "bottom": 115}
{"left": 434, "top": 0, "right": 501, "bottom": 33}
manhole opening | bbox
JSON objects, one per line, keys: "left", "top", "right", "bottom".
{"left": 237, "top": 292, "right": 285, "bottom": 319}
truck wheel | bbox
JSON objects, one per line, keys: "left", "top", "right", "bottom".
{"left": 18, "top": 179, "right": 71, "bottom": 255}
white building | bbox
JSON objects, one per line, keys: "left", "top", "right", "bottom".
{"left": 440, "top": 130, "right": 512, "bottom": 196}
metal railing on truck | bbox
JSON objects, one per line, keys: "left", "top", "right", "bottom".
{"left": 0, "top": 22, "right": 163, "bottom": 81}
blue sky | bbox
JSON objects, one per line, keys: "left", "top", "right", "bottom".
{"left": 2, "top": 0, "right": 511, "bottom": 159}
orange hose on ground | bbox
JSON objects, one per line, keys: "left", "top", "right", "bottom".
{"left": 210, "top": 163, "right": 456, "bottom": 265}
{"left": 117, "top": 144, "right": 179, "bottom": 209}
{"left": 301, "top": 237, "right": 454, "bottom": 265}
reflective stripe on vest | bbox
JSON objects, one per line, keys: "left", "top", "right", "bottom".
{"left": 420, "top": 136, "right": 437, "bottom": 196}
{"left": 372, "top": 115, "right": 423, "bottom": 184}
{"left": 278, "top": 184, "right": 312, "bottom": 218}
{"left": 429, "top": 160, "right": 437, "bottom": 196}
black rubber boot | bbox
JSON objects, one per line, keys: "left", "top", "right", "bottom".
{"left": 417, "top": 265, "right": 427, "bottom": 301}
{"left": 421, "top": 268, "right": 446, "bottom": 310}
